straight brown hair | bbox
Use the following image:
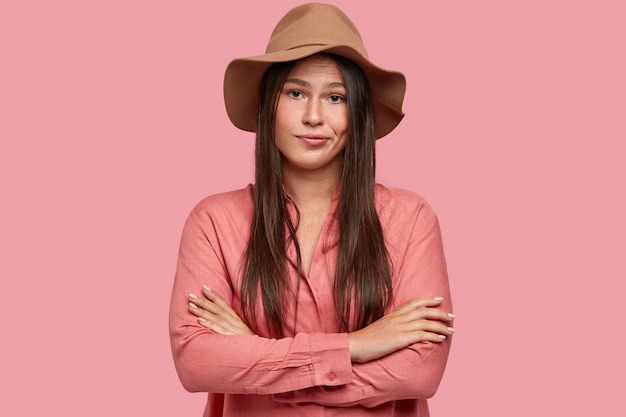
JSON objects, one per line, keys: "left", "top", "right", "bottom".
{"left": 240, "top": 53, "right": 392, "bottom": 337}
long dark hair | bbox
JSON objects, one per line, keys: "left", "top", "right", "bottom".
{"left": 240, "top": 53, "right": 392, "bottom": 337}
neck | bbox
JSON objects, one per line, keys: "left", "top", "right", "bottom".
{"left": 281, "top": 163, "right": 340, "bottom": 207}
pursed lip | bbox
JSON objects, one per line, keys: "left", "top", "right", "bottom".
{"left": 296, "top": 134, "right": 329, "bottom": 140}
{"left": 295, "top": 134, "right": 330, "bottom": 146}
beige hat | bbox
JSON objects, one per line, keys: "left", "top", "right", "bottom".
{"left": 223, "top": 3, "right": 406, "bottom": 139}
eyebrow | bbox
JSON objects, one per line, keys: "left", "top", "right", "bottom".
{"left": 284, "top": 78, "right": 345, "bottom": 89}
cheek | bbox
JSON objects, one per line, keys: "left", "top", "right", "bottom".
{"left": 273, "top": 109, "right": 289, "bottom": 151}
{"left": 332, "top": 109, "right": 349, "bottom": 135}
{"left": 274, "top": 101, "right": 296, "bottom": 130}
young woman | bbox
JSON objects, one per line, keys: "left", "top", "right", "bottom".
{"left": 169, "top": 4, "right": 454, "bottom": 416}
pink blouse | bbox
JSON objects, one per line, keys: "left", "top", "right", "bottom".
{"left": 169, "top": 184, "right": 452, "bottom": 416}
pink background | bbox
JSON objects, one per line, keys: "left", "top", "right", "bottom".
{"left": 2, "top": 0, "right": 624, "bottom": 415}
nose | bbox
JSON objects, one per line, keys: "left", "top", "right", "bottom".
{"left": 302, "top": 98, "right": 323, "bottom": 126}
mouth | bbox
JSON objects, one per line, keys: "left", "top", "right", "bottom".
{"left": 296, "top": 134, "right": 329, "bottom": 146}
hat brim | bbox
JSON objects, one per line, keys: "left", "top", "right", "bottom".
{"left": 224, "top": 44, "right": 406, "bottom": 139}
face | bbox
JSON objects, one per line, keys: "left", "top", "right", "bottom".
{"left": 274, "top": 54, "right": 349, "bottom": 179}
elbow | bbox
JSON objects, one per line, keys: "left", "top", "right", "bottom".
{"left": 406, "top": 342, "right": 450, "bottom": 399}
{"left": 171, "top": 337, "right": 211, "bottom": 393}
{"left": 406, "top": 368, "right": 445, "bottom": 399}
{"left": 413, "top": 381, "right": 440, "bottom": 400}
{"left": 179, "top": 376, "right": 203, "bottom": 394}
{"left": 170, "top": 322, "right": 217, "bottom": 393}
{"left": 173, "top": 353, "right": 204, "bottom": 393}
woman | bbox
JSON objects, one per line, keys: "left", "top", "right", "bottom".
{"left": 169, "top": 3, "right": 454, "bottom": 416}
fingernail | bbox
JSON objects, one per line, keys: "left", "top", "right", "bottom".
{"left": 448, "top": 313, "right": 456, "bottom": 319}
{"left": 189, "top": 302, "right": 197, "bottom": 309}
{"left": 189, "top": 293, "right": 198, "bottom": 300}
{"left": 447, "top": 327, "right": 456, "bottom": 333}
{"left": 434, "top": 296, "right": 444, "bottom": 301}
{"left": 198, "top": 317, "right": 206, "bottom": 323}
{"left": 438, "top": 335, "right": 447, "bottom": 340}
{"left": 203, "top": 285, "right": 211, "bottom": 292}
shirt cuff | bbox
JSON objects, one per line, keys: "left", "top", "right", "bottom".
{"left": 309, "top": 332, "right": 352, "bottom": 387}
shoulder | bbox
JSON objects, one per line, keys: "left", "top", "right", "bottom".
{"left": 375, "top": 183, "right": 437, "bottom": 221}
{"left": 374, "top": 184, "right": 441, "bottom": 244}
{"left": 188, "top": 184, "right": 254, "bottom": 225}
{"left": 374, "top": 184, "right": 444, "bottom": 255}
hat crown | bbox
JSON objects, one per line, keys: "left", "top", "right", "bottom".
{"left": 265, "top": 3, "right": 368, "bottom": 58}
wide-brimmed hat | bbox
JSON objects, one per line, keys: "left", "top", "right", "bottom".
{"left": 223, "top": 2, "right": 406, "bottom": 139}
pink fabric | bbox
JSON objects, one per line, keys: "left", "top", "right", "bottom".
{"left": 169, "top": 184, "right": 452, "bottom": 416}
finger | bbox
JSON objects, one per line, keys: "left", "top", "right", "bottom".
{"left": 189, "top": 294, "right": 255, "bottom": 334}
{"left": 409, "top": 330, "right": 451, "bottom": 343}
{"left": 197, "top": 316, "right": 237, "bottom": 335}
{"left": 202, "top": 285, "right": 225, "bottom": 304}
{"left": 189, "top": 302, "right": 239, "bottom": 334}
{"left": 380, "top": 309, "right": 456, "bottom": 336}
{"left": 202, "top": 286, "right": 240, "bottom": 319}
{"left": 189, "top": 291, "right": 231, "bottom": 318}
{"left": 390, "top": 306, "right": 455, "bottom": 326}
{"left": 396, "top": 299, "right": 455, "bottom": 322}
{"left": 412, "top": 307, "right": 456, "bottom": 323}
{"left": 408, "top": 319, "right": 456, "bottom": 336}
{"left": 188, "top": 299, "right": 213, "bottom": 320}
{"left": 396, "top": 297, "right": 445, "bottom": 313}
{"left": 188, "top": 293, "right": 213, "bottom": 314}
{"left": 188, "top": 296, "right": 224, "bottom": 323}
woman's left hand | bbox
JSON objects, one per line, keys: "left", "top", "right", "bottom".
{"left": 188, "top": 286, "right": 256, "bottom": 336}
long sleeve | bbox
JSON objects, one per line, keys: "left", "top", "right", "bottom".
{"left": 273, "top": 187, "right": 452, "bottom": 408}
{"left": 169, "top": 185, "right": 452, "bottom": 415}
{"left": 169, "top": 188, "right": 353, "bottom": 395}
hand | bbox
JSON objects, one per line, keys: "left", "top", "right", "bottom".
{"left": 188, "top": 286, "right": 256, "bottom": 336}
{"left": 348, "top": 297, "right": 455, "bottom": 363}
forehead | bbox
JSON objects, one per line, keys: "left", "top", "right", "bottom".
{"left": 287, "top": 54, "right": 344, "bottom": 83}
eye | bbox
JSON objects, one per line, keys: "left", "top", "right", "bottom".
{"left": 328, "top": 94, "right": 345, "bottom": 103}
{"left": 286, "top": 90, "right": 303, "bottom": 99}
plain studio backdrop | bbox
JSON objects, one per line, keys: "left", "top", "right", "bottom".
{"left": 1, "top": 1, "right": 624, "bottom": 415}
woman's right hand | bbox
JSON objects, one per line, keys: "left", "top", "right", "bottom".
{"left": 348, "top": 297, "right": 455, "bottom": 363}
{"left": 188, "top": 285, "right": 256, "bottom": 336}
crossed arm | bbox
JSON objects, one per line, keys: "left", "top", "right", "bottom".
{"left": 189, "top": 287, "right": 455, "bottom": 364}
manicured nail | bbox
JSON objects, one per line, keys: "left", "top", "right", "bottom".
{"left": 189, "top": 302, "right": 197, "bottom": 309}
{"left": 198, "top": 317, "right": 206, "bottom": 323}
{"left": 434, "top": 296, "right": 444, "bottom": 301}
{"left": 438, "top": 335, "right": 447, "bottom": 340}
{"left": 203, "top": 285, "right": 211, "bottom": 292}
{"left": 448, "top": 313, "right": 456, "bottom": 319}
{"left": 447, "top": 327, "right": 456, "bottom": 333}
{"left": 189, "top": 293, "right": 198, "bottom": 300}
